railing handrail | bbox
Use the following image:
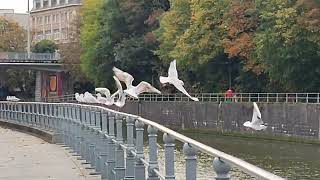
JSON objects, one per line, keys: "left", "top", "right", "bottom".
{"left": 1, "top": 101, "right": 285, "bottom": 180}
{"left": 0, "top": 52, "right": 60, "bottom": 61}
{"left": 41, "top": 92, "right": 320, "bottom": 104}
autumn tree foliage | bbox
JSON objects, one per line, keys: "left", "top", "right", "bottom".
{"left": 78, "top": 0, "right": 320, "bottom": 92}
{"left": 0, "top": 17, "right": 26, "bottom": 51}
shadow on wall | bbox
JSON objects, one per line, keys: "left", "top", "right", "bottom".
{"left": 110, "top": 102, "right": 320, "bottom": 139}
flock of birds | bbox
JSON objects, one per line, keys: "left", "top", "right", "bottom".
{"left": 75, "top": 60, "right": 199, "bottom": 108}
{"left": 2, "top": 59, "right": 266, "bottom": 131}
{"left": 75, "top": 60, "right": 267, "bottom": 131}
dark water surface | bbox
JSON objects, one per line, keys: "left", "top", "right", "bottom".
{"left": 178, "top": 133, "right": 320, "bottom": 180}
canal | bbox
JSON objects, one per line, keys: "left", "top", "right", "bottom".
{"left": 152, "top": 132, "right": 320, "bottom": 179}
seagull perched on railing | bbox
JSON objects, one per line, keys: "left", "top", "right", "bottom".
{"left": 243, "top": 102, "right": 267, "bottom": 131}
{"left": 75, "top": 93, "right": 84, "bottom": 103}
{"left": 113, "top": 66, "right": 161, "bottom": 99}
{"left": 96, "top": 93, "right": 108, "bottom": 104}
{"left": 83, "top": 92, "right": 99, "bottom": 104}
{"left": 160, "top": 60, "right": 199, "bottom": 101}
{"left": 95, "top": 87, "right": 117, "bottom": 105}
{"left": 6, "top": 96, "right": 20, "bottom": 102}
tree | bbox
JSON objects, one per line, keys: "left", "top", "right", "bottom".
{"left": 81, "top": 0, "right": 166, "bottom": 88}
{"left": 0, "top": 17, "right": 26, "bottom": 51}
{"left": 59, "top": 14, "right": 93, "bottom": 92}
{"left": 32, "top": 39, "right": 57, "bottom": 53}
{"left": 253, "top": 0, "right": 320, "bottom": 92}
{"left": 0, "top": 17, "right": 35, "bottom": 98}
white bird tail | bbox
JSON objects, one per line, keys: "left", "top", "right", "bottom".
{"left": 160, "top": 76, "right": 170, "bottom": 84}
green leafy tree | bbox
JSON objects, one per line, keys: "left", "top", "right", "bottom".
{"left": 254, "top": 0, "right": 320, "bottom": 92}
{"left": 32, "top": 39, "right": 57, "bottom": 53}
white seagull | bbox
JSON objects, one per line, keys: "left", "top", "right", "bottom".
{"left": 6, "top": 96, "right": 20, "bottom": 102}
{"left": 113, "top": 76, "right": 126, "bottom": 107}
{"left": 83, "top": 92, "right": 99, "bottom": 104}
{"left": 95, "top": 87, "right": 116, "bottom": 105}
{"left": 75, "top": 93, "right": 84, "bottom": 103}
{"left": 95, "top": 88, "right": 111, "bottom": 98}
{"left": 113, "top": 66, "right": 161, "bottom": 99}
{"left": 160, "top": 60, "right": 199, "bottom": 101}
{"left": 112, "top": 67, "right": 134, "bottom": 89}
{"left": 243, "top": 102, "right": 267, "bottom": 131}
{"left": 96, "top": 93, "right": 108, "bottom": 104}
{"left": 124, "top": 81, "right": 161, "bottom": 99}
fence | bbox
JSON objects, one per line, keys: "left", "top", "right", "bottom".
{"left": 0, "top": 101, "right": 284, "bottom": 180}
{"left": 41, "top": 93, "right": 320, "bottom": 104}
{"left": 0, "top": 52, "right": 60, "bottom": 63}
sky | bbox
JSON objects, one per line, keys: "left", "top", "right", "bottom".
{"left": 0, "top": 0, "right": 33, "bottom": 13}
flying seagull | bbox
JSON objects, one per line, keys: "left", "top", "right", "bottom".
{"left": 243, "top": 102, "right": 267, "bottom": 131}
{"left": 113, "top": 76, "right": 126, "bottom": 107}
{"left": 113, "top": 66, "right": 161, "bottom": 99}
{"left": 112, "top": 67, "right": 134, "bottom": 89}
{"left": 160, "top": 60, "right": 199, "bottom": 101}
{"left": 124, "top": 81, "right": 161, "bottom": 99}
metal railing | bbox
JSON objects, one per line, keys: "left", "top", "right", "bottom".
{"left": 41, "top": 92, "right": 320, "bottom": 104}
{"left": 0, "top": 52, "right": 60, "bottom": 63}
{"left": 0, "top": 101, "right": 284, "bottom": 180}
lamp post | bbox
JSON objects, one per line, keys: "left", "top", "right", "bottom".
{"left": 27, "top": 0, "right": 31, "bottom": 59}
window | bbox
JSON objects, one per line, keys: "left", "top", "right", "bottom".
{"left": 36, "top": 2, "right": 41, "bottom": 9}
{"left": 52, "top": 0, "right": 57, "bottom": 6}
{"left": 60, "top": 0, "right": 66, "bottom": 5}
{"left": 43, "top": 0, "right": 49, "bottom": 8}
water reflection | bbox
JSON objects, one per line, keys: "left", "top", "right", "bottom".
{"left": 180, "top": 133, "right": 320, "bottom": 180}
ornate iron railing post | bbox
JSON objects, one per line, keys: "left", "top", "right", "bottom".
{"left": 124, "top": 116, "right": 135, "bottom": 180}
{"left": 183, "top": 143, "right": 197, "bottom": 180}
{"left": 163, "top": 133, "right": 175, "bottom": 180}
{"left": 213, "top": 157, "right": 231, "bottom": 180}
{"left": 107, "top": 112, "right": 116, "bottom": 180}
{"left": 100, "top": 111, "right": 109, "bottom": 179}
{"left": 114, "top": 114, "right": 125, "bottom": 180}
{"left": 147, "top": 125, "right": 160, "bottom": 180}
{"left": 135, "top": 120, "right": 145, "bottom": 179}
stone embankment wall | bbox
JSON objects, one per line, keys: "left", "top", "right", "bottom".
{"left": 113, "top": 102, "right": 320, "bottom": 139}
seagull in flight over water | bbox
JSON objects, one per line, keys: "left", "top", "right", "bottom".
{"left": 243, "top": 102, "right": 267, "bottom": 131}
{"left": 160, "top": 60, "right": 199, "bottom": 101}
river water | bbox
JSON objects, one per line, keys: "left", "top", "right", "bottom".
{"left": 152, "top": 133, "right": 320, "bottom": 180}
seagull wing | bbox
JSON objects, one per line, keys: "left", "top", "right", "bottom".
{"left": 168, "top": 60, "right": 178, "bottom": 78}
{"left": 113, "top": 67, "right": 134, "bottom": 89}
{"left": 172, "top": 82, "right": 199, "bottom": 101}
{"left": 251, "top": 102, "right": 263, "bottom": 125}
{"left": 135, "top": 81, "right": 161, "bottom": 95}
{"left": 95, "top": 88, "right": 111, "bottom": 97}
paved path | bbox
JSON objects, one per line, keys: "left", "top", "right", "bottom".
{"left": 0, "top": 127, "right": 100, "bottom": 180}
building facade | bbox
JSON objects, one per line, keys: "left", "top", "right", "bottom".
{"left": 30, "top": 0, "right": 82, "bottom": 44}
{"left": 0, "top": 9, "right": 28, "bottom": 29}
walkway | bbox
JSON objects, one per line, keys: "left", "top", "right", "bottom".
{"left": 0, "top": 127, "right": 100, "bottom": 180}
